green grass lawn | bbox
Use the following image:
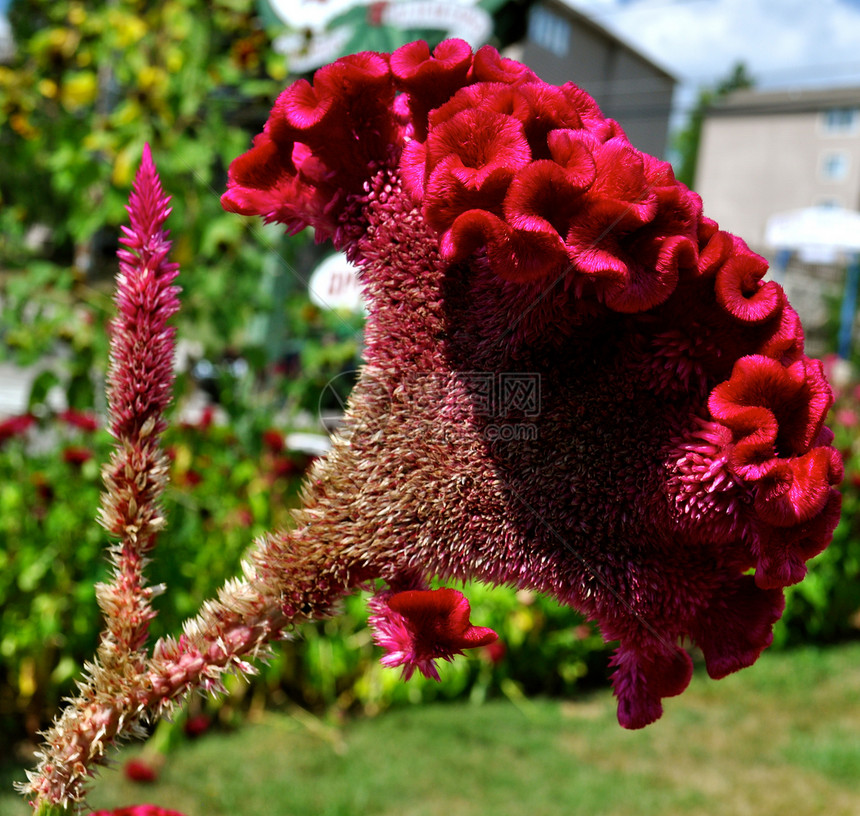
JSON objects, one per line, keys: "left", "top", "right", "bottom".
{"left": 3, "top": 642, "right": 860, "bottom": 816}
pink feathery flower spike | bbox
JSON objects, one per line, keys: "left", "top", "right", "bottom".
{"left": 221, "top": 39, "right": 841, "bottom": 727}
{"left": 23, "top": 145, "right": 179, "bottom": 810}
{"left": 98, "top": 141, "right": 179, "bottom": 663}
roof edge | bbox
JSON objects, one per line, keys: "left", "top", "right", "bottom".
{"left": 550, "top": 0, "right": 677, "bottom": 83}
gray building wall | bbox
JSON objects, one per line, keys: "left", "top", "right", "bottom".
{"left": 697, "top": 87, "right": 860, "bottom": 355}
{"left": 696, "top": 87, "right": 860, "bottom": 252}
{"left": 520, "top": 0, "right": 676, "bottom": 159}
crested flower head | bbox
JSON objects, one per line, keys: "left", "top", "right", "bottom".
{"left": 223, "top": 40, "right": 842, "bottom": 728}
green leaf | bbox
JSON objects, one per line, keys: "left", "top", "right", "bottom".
{"left": 28, "top": 369, "right": 61, "bottom": 410}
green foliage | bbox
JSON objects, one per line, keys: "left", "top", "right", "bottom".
{"left": 1, "top": 0, "right": 280, "bottom": 249}
{"left": 0, "top": 423, "right": 107, "bottom": 739}
{"left": 0, "top": 0, "right": 305, "bottom": 390}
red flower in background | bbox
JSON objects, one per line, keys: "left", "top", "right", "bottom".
{"left": 59, "top": 409, "right": 99, "bottom": 432}
{"left": 178, "top": 468, "right": 202, "bottom": 488}
{"left": 122, "top": 758, "right": 158, "bottom": 784}
{"left": 183, "top": 713, "right": 211, "bottom": 739}
{"left": 262, "top": 427, "right": 285, "bottom": 452}
{"left": 62, "top": 446, "right": 94, "bottom": 466}
{"left": 0, "top": 413, "right": 35, "bottom": 445}
{"left": 482, "top": 640, "right": 507, "bottom": 665}
{"left": 221, "top": 38, "right": 842, "bottom": 729}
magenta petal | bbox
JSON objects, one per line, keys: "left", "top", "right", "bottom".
{"left": 692, "top": 576, "right": 784, "bottom": 678}
{"left": 715, "top": 250, "right": 785, "bottom": 323}
{"left": 611, "top": 646, "right": 693, "bottom": 729}
{"left": 370, "top": 588, "right": 498, "bottom": 681}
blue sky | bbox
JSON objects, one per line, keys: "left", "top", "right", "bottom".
{"left": 564, "top": 0, "right": 860, "bottom": 114}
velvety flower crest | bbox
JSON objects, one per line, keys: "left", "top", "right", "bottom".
{"left": 219, "top": 40, "right": 840, "bottom": 730}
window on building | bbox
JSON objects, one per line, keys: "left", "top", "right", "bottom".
{"left": 821, "top": 107, "right": 859, "bottom": 135}
{"left": 820, "top": 150, "right": 850, "bottom": 181}
{"left": 528, "top": 5, "right": 571, "bottom": 58}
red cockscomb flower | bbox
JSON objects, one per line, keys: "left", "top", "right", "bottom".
{"left": 63, "top": 445, "right": 94, "bottom": 466}
{"left": 221, "top": 39, "right": 842, "bottom": 728}
{"left": 183, "top": 713, "right": 211, "bottom": 739}
{"left": 262, "top": 427, "right": 285, "bottom": 452}
{"left": 482, "top": 640, "right": 507, "bottom": 665}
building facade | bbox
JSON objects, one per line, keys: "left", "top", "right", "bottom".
{"left": 519, "top": 0, "right": 676, "bottom": 159}
{"left": 696, "top": 85, "right": 860, "bottom": 252}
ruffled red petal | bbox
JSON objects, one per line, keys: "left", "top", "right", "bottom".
{"left": 610, "top": 645, "right": 693, "bottom": 729}
{"left": 706, "top": 355, "right": 839, "bottom": 586}
{"left": 691, "top": 576, "right": 785, "bottom": 678}
{"left": 269, "top": 78, "right": 335, "bottom": 138}
{"left": 222, "top": 51, "right": 398, "bottom": 244}
{"left": 370, "top": 588, "right": 498, "bottom": 680}
{"left": 387, "top": 588, "right": 497, "bottom": 651}
{"left": 504, "top": 159, "right": 594, "bottom": 234}
{"left": 715, "top": 250, "right": 785, "bottom": 323}
{"left": 469, "top": 43, "right": 536, "bottom": 84}
{"left": 390, "top": 38, "right": 473, "bottom": 140}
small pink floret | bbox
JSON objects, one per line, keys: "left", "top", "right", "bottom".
{"left": 369, "top": 588, "right": 498, "bottom": 680}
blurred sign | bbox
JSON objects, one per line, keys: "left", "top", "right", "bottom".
{"left": 308, "top": 253, "right": 364, "bottom": 312}
{"left": 259, "top": 0, "right": 502, "bottom": 73}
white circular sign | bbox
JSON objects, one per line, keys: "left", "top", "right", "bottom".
{"left": 308, "top": 253, "right": 365, "bottom": 312}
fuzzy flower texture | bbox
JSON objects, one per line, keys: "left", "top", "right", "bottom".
{"left": 22, "top": 146, "right": 180, "bottom": 811}
{"left": 224, "top": 40, "right": 844, "bottom": 728}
